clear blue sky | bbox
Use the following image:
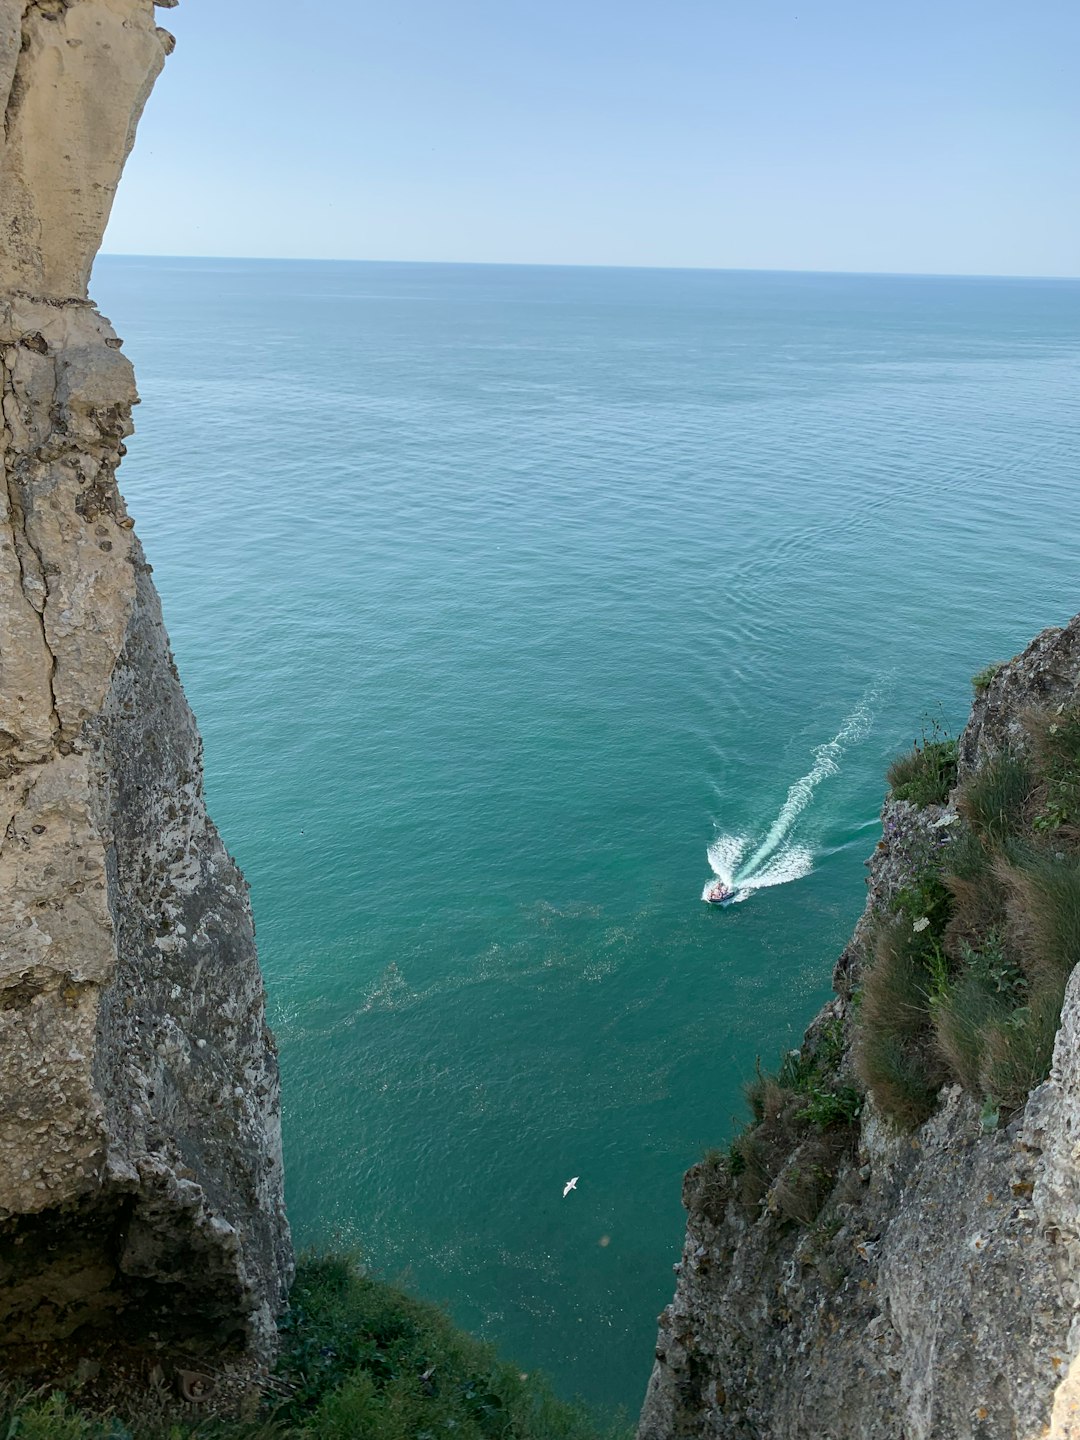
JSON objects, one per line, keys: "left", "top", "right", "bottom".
{"left": 103, "top": 0, "right": 1080, "bottom": 275}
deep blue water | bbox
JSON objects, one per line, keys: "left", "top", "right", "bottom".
{"left": 91, "top": 257, "right": 1080, "bottom": 1410}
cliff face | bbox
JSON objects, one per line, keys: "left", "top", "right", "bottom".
{"left": 639, "top": 615, "right": 1080, "bottom": 1440}
{"left": 0, "top": 0, "right": 291, "bottom": 1370}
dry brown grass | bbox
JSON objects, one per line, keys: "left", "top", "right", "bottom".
{"left": 858, "top": 922, "right": 936, "bottom": 1041}
{"left": 854, "top": 921, "right": 946, "bottom": 1128}
{"left": 977, "top": 984, "right": 1066, "bottom": 1112}
{"left": 931, "top": 970, "right": 1010, "bottom": 1093}
{"left": 746, "top": 1074, "right": 798, "bottom": 1126}
{"left": 770, "top": 1131, "right": 855, "bottom": 1226}
{"left": 999, "top": 853, "right": 1080, "bottom": 990}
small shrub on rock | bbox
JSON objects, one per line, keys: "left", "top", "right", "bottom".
{"left": 971, "top": 662, "right": 1005, "bottom": 694}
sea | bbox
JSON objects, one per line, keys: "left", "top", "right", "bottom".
{"left": 91, "top": 257, "right": 1080, "bottom": 1412}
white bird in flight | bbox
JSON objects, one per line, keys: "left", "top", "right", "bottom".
{"left": 563, "top": 1176, "right": 579, "bottom": 1197}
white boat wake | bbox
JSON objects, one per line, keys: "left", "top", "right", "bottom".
{"left": 703, "top": 688, "right": 880, "bottom": 904}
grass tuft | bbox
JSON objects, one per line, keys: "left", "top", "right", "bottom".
{"left": 977, "top": 985, "right": 1066, "bottom": 1114}
{"left": 930, "top": 935, "right": 1020, "bottom": 1093}
{"left": 943, "top": 828, "right": 1010, "bottom": 940}
{"left": 854, "top": 909, "right": 951, "bottom": 1129}
{"left": 854, "top": 1026, "right": 942, "bottom": 1130}
{"left": 770, "top": 1131, "right": 855, "bottom": 1226}
{"left": 887, "top": 735, "right": 958, "bottom": 808}
{"left": 999, "top": 852, "right": 1080, "bottom": 990}
{"left": 956, "top": 752, "right": 1032, "bottom": 844}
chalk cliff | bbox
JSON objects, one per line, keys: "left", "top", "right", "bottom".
{"left": 0, "top": 0, "right": 291, "bottom": 1372}
{"left": 640, "top": 615, "right": 1080, "bottom": 1440}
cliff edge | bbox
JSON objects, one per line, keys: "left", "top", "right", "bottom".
{"left": 640, "top": 615, "right": 1080, "bottom": 1440}
{"left": 0, "top": 0, "right": 292, "bottom": 1377}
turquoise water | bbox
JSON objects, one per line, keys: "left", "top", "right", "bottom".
{"left": 92, "top": 258, "right": 1080, "bottom": 1410}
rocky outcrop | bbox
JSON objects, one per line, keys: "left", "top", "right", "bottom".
{"left": 0, "top": 0, "right": 168, "bottom": 300}
{"left": 639, "top": 615, "right": 1080, "bottom": 1440}
{"left": 0, "top": 0, "right": 291, "bottom": 1373}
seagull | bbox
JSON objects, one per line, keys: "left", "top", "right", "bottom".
{"left": 563, "top": 1176, "right": 579, "bottom": 1197}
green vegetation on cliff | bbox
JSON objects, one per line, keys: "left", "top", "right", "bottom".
{"left": 971, "top": 661, "right": 1005, "bottom": 694}
{"left": 856, "top": 707, "right": 1080, "bottom": 1126}
{"left": 885, "top": 730, "right": 959, "bottom": 808}
{"left": 0, "top": 1258, "right": 628, "bottom": 1440}
{"left": 701, "top": 1015, "right": 861, "bottom": 1231}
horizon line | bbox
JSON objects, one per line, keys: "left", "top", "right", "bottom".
{"left": 96, "top": 252, "right": 1080, "bottom": 284}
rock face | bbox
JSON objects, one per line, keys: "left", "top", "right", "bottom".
{"left": 0, "top": 0, "right": 291, "bottom": 1369}
{"left": 639, "top": 614, "right": 1080, "bottom": 1440}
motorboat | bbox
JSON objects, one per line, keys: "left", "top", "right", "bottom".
{"left": 704, "top": 880, "right": 735, "bottom": 906}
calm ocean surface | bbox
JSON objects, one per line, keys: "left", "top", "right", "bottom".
{"left": 92, "top": 258, "right": 1080, "bottom": 1410}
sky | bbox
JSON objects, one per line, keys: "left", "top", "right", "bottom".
{"left": 103, "top": 0, "right": 1080, "bottom": 276}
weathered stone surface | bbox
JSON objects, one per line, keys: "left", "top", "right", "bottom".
{"left": 960, "top": 615, "right": 1080, "bottom": 779}
{"left": 639, "top": 614, "right": 1080, "bottom": 1440}
{"left": 0, "top": 0, "right": 167, "bottom": 301}
{"left": 1, "top": 0, "right": 291, "bottom": 1373}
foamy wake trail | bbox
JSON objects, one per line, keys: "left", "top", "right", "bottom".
{"left": 703, "top": 836, "right": 813, "bottom": 902}
{"left": 705, "top": 833, "right": 747, "bottom": 889}
{"left": 706, "top": 685, "right": 881, "bottom": 901}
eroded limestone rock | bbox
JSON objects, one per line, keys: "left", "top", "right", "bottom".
{"left": 1, "top": 0, "right": 291, "bottom": 1372}
{"left": 0, "top": 0, "right": 168, "bottom": 301}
